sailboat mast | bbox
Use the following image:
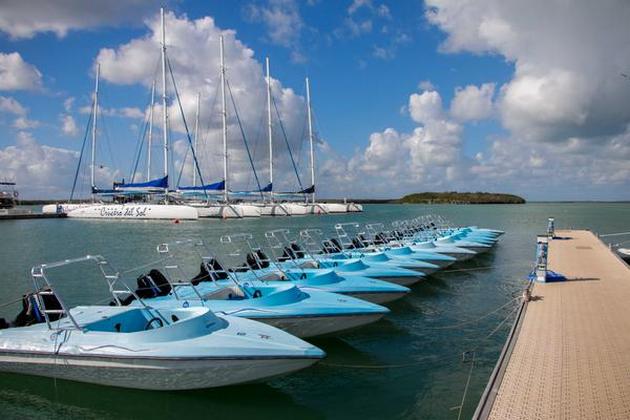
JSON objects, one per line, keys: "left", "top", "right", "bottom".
{"left": 306, "top": 77, "right": 315, "bottom": 204}
{"left": 147, "top": 80, "right": 155, "bottom": 181}
{"left": 90, "top": 63, "right": 100, "bottom": 202}
{"left": 160, "top": 7, "right": 169, "bottom": 191}
{"left": 193, "top": 92, "right": 200, "bottom": 187}
{"left": 220, "top": 35, "right": 229, "bottom": 203}
{"left": 266, "top": 57, "right": 273, "bottom": 201}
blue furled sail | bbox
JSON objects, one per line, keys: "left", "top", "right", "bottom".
{"left": 299, "top": 185, "right": 315, "bottom": 194}
{"left": 274, "top": 185, "right": 315, "bottom": 196}
{"left": 230, "top": 183, "right": 273, "bottom": 196}
{"left": 178, "top": 180, "right": 225, "bottom": 192}
{"left": 117, "top": 175, "right": 169, "bottom": 191}
{"left": 92, "top": 176, "right": 168, "bottom": 195}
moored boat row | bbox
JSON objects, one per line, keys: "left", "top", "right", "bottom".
{"left": 0, "top": 214, "right": 502, "bottom": 390}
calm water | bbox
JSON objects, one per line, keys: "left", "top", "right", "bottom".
{"left": 0, "top": 203, "right": 628, "bottom": 419}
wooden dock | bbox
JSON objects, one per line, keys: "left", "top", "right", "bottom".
{"left": 475, "top": 230, "right": 630, "bottom": 420}
{"left": 0, "top": 212, "right": 66, "bottom": 220}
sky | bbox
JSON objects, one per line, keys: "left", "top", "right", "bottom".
{"left": 0, "top": 0, "right": 629, "bottom": 201}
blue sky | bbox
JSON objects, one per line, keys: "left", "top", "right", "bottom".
{"left": 1, "top": 1, "right": 629, "bottom": 200}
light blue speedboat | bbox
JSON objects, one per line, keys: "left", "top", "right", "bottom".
{"left": 391, "top": 221, "right": 487, "bottom": 258}
{"left": 166, "top": 237, "right": 410, "bottom": 305}
{"left": 0, "top": 256, "right": 325, "bottom": 390}
{"left": 293, "top": 230, "right": 426, "bottom": 286}
{"left": 120, "top": 242, "right": 389, "bottom": 338}
{"left": 362, "top": 224, "right": 457, "bottom": 268}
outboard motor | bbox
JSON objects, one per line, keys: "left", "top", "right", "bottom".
{"left": 374, "top": 232, "right": 388, "bottom": 245}
{"left": 278, "top": 246, "right": 297, "bottom": 262}
{"left": 289, "top": 243, "right": 305, "bottom": 258}
{"left": 350, "top": 237, "right": 364, "bottom": 250}
{"left": 321, "top": 240, "right": 336, "bottom": 254}
{"left": 329, "top": 238, "right": 343, "bottom": 252}
{"left": 135, "top": 269, "right": 171, "bottom": 298}
{"left": 192, "top": 260, "right": 228, "bottom": 285}
{"left": 246, "top": 251, "right": 270, "bottom": 269}
{"left": 10, "top": 288, "right": 62, "bottom": 327}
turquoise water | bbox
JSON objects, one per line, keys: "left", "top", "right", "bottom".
{"left": 0, "top": 203, "right": 628, "bottom": 419}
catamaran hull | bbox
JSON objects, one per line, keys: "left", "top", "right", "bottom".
{"left": 65, "top": 204, "right": 198, "bottom": 220}
{"left": 282, "top": 203, "right": 309, "bottom": 215}
{"left": 319, "top": 203, "right": 348, "bottom": 213}
{"left": 42, "top": 203, "right": 91, "bottom": 214}
{"left": 303, "top": 203, "right": 328, "bottom": 214}
{"left": 197, "top": 204, "right": 261, "bottom": 218}
{"left": 346, "top": 203, "right": 363, "bottom": 212}
{"left": 259, "top": 204, "right": 291, "bottom": 216}
{"left": 258, "top": 313, "right": 384, "bottom": 338}
{"left": 0, "top": 351, "right": 319, "bottom": 390}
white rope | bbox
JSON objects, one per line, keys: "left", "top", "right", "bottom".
{"left": 600, "top": 231, "right": 630, "bottom": 237}
{"left": 119, "top": 256, "right": 169, "bottom": 275}
{"left": 457, "top": 352, "right": 476, "bottom": 420}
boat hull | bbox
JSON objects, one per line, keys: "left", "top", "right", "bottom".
{"left": 319, "top": 203, "right": 348, "bottom": 213}
{"left": 196, "top": 204, "right": 261, "bottom": 218}
{"left": 65, "top": 204, "right": 199, "bottom": 220}
{"left": 42, "top": 203, "right": 90, "bottom": 214}
{"left": 344, "top": 291, "right": 408, "bottom": 304}
{"left": 0, "top": 351, "right": 318, "bottom": 390}
{"left": 258, "top": 312, "right": 384, "bottom": 338}
{"left": 373, "top": 275, "right": 421, "bottom": 287}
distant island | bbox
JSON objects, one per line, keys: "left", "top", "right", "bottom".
{"left": 397, "top": 192, "right": 525, "bottom": 204}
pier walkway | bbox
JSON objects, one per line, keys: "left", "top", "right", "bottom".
{"left": 475, "top": 230, "right": 630, "bottom": 420}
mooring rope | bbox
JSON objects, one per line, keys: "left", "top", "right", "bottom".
{"left": 0, "top": 296, "right": 23, "bottom": 309}
{"left": 319, "top": 294, "right": 522, "bottom": 370}
{"left": 119, "top": 256, "right": 170, "bottom": 275}
{"left": 600, "top": 231, "right": 630, "bottom": 237}
{"left": 439, "top": 262, "right": 532, "bottom": 274}
{"left": 456, "top": 351, "right": 476, "bottom": 420}
{"left": 424, "top": 296, "right": 520, "bottom": 330}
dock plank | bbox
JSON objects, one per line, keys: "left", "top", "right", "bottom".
{"left": 485, "top": 230, "right": 630, "bottom": 420}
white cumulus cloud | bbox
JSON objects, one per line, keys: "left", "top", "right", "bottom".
{"left": 60, "top": 114, "right": 78, "bottom": 136}
{"left": 450, "top": 83, "right": 495, "bottom": 122}
{"left": 0, "top": 95, "right": 27, "bottom": 115}
{"left": 0, "top": 52, "right": 43, "bottom": 91}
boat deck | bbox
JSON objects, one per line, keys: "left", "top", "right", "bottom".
{"left": 476, "top": 229, "right": 630, "bottom": 420}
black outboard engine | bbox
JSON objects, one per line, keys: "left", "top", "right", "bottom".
{"left": 374, "top": 232, "right": 388, "bottom": 245}
{"left": 330, "top": 238, "right": 343, "bottom": 252}
{"left": 278, "top": 246, "right": 297, "bottom": 262}
{"left": 191, "top": 260, "right": 228, "bottom": 285}
{"left": 135, "top": 269, "right": 172, "bottom": 298}
{"left": 9, "top": 288, "right": 63, "bottom": 327}
{"left": 290, "top": 243, "right": 305, "bottom": 258}
{"left": 350, "top": 237, "right": 364, "bottom": 250}
{"left": 321, "top": 240, "right": 336, "bottom": 254}
{"left": 246, "top": 251, "right": 270, "bottom": 269}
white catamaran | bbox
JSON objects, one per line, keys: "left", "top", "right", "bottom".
{"left": 43, "top": 9, "right": 197, "bottom": 220}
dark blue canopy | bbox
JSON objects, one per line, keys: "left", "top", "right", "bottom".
{"left": 117, "top": 175, "right": 168, "bottom": 190}
{"left": 178, "top": 180, "right": 225, "bottom": 192}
